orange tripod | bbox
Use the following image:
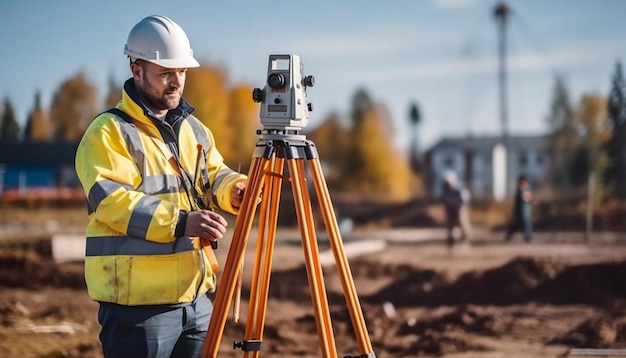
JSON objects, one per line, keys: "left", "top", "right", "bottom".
{"left": 201, "top": 131, "right": 376, "bottom": 358}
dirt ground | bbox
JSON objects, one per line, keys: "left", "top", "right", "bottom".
{"left": 3, "top": 224, "right": 626, "bottom": 358}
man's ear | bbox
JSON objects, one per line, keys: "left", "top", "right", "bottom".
{"left": 130, "top": 63, "right": 142, "bottom": 80}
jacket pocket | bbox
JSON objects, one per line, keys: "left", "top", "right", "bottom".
{"left": 127, "top": 255, "right": 180, "bottom": 305}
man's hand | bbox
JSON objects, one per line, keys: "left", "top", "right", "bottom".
{"left": 231, "top": 181, "right": 247, "bottom": 209}
{"left": 185, "top": 210, "right": 228, "bottom": 242}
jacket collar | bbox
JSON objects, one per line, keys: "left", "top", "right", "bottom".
{"left": 121, "top": 78, "right": 195, "bottom": 129}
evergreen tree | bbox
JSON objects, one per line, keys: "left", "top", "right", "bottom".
{"left": 604, "top": 60, "right": 626, "bottom": 198}
{"left": 347, "top": 88, "right": 375, "bottom": 175}
{"left": 0, "top": 97, "right": 20, "bottom": 142}
{"left": 546, "top": 75, "right": 577, "bottom": 194}
{"left": 350, "top": 88, "right": 373, "bottom": 128}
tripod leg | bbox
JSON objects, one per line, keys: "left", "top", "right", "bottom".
{"left": 288, "top": 157, "right": 338, "bottom": 358}
{"left": 202, "top": 156, "right": 268, "bottom": 358}
{"left": 244, "top": 156, "right": 285, "bottom": 358}
{"left": 308, "top": 158, "right": 375, "bottom": 355}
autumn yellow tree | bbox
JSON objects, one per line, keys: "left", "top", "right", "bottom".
{"left": 224, "top": 84, "right": 261, "bottom": 172}
{"left": 570, "top": 94, "right": 609, "bottom": 197}
{"left": 24, "top": 91, "right": 52, "bottom": 142}
{"left": 185, "top": 64, "right": 232, "bottom": 155}
{"left": 105, "top": 73, "right": 122, "bottom": 109}
{"left": 306, "top": 112, "right": 351, "bottom": 188}
{"left": 308, "top": 88, "right": 413, "bottom": 200}
{"left": 350, "top": 103, "right": 412, "bottom": 200}
{"left": 49, "top": 72, "right": 99, "bottom": 141}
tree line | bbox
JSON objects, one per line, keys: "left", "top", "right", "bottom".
{"left": 546, "top": 60, "right": 626, "bottom": 203}
{"left": 2, "top": 60, "right": 626, "bottom": 202}
{"left": 0, "top": 63, "right": 415, "bottom": 200}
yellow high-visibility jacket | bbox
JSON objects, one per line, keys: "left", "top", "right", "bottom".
{"left": 75, "top": 79, "right": 246, "bottom": 306}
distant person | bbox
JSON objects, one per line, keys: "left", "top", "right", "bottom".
{"left": 74, "top": 15, "right": 248, "bottom": 357}
{"left": 505, "top": 175, "right": 533, "bottom": 243}
{"left": 441, "top": 171, "right": 472, "bottom": 248}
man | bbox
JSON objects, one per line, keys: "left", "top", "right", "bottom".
{"left": 441, "top": 171, "right": 472, "bottom": 248}
{"left": 505, "top": 175, "right": 533, "bottom": 243}
{"left": 75, "top": 15, "right": 248, "bottom": 357}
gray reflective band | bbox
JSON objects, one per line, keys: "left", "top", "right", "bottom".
{"left": 109, "top": 111, "right": 146, "bottom": 179}
{"left": 85, "top": 235, "right": 196, "bottom": 256}
{"left": 127, "top": 195, "right": 160, "bottom": 238}
{"left": 187, "top": 116, "right": 210, "bottom": 149}
{"left": 212, "top": 168, "right": 236, "bottom": 204}
{"left": 87, "top": 180, "right": 134, "bottom": 215}
{"left": 139, "top": 174, "right": 182, "bottom": 195}
{"left": 87, "top": 175, "right": 180, "bottom": 216}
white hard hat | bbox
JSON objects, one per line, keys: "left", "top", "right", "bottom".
{"left": 124, "top": 15, "right": 200, "bottom": 68}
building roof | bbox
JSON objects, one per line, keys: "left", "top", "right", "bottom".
{"left": 0, "top": 142, "right": 79, "bottom": 166}
{"left": 428, "top": 134, "right": 549, "bottom": 153}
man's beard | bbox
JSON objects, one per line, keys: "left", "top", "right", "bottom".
{"left": 138, "top": 81, "right": 181, "bottom": 113}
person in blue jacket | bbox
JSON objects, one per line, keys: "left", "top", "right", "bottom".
{"left": 505, "top": 175, "right": 533, "bottom": 243}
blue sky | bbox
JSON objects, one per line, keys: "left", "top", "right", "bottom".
{"left": 1, "top": 0, "right": 625, "bottom": 150}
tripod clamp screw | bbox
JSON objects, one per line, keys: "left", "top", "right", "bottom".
{"left": 233, "top": 340, "right": 262, "bottom": 352}
{"left": 344, "top": 353, "right": 377, "bottom": 358}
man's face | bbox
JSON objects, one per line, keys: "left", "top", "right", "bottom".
{"left": 131, "top": 60, "right": 187, "bottom": 115}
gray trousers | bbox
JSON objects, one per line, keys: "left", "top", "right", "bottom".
{"left": 98, "top": 293, "right": 212, "bottom": 358}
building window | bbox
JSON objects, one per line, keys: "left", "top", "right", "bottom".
{"left": 443, "top": 156, "right": 454, "bottom": 168}
{"left": 518, "top": 153, "right": 528, "bottom": 167}
{"left": 536, "top": 154, "right": 543, "bottom": 166}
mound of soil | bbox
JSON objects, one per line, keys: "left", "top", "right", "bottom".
{"left": 363, "top": 257, "right": 626, "bottom": 308}
{"left": 3, "top": 238, "right": 626, "bottom": 357}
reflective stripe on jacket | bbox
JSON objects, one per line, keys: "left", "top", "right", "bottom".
{"left": 75, "top": 80, "right": 246, "bottom": 305}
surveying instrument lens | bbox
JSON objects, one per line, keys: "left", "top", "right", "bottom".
{"left": 202, "top": 54, "right": 375, "bottom": 358}
{"left": 267, "top": 73, "right": 285, "bottom": 89}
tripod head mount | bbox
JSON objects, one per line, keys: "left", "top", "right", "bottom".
{"left": 252, "top": 54, "right": 315, "bottom": 140}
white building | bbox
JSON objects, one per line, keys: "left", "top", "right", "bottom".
{"left": 425, "top": 135, "right": 550, "bottom": 201}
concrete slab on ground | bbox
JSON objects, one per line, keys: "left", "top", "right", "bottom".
{"left": 51, "top": 234, "right": 85, "bottom": 263}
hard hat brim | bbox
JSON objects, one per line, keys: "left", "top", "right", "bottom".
{"left": 147, "top": 57, "right": 200, "bottom": 69}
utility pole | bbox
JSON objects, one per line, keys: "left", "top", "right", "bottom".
{"left": 494, "top": 1, "right": 510, "bottom": 140}
{"left": 494, "top": 1, "right": 511, "bottom": 199}
{"left": 408, "top": 101, "right": 421, "bottom": 174}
